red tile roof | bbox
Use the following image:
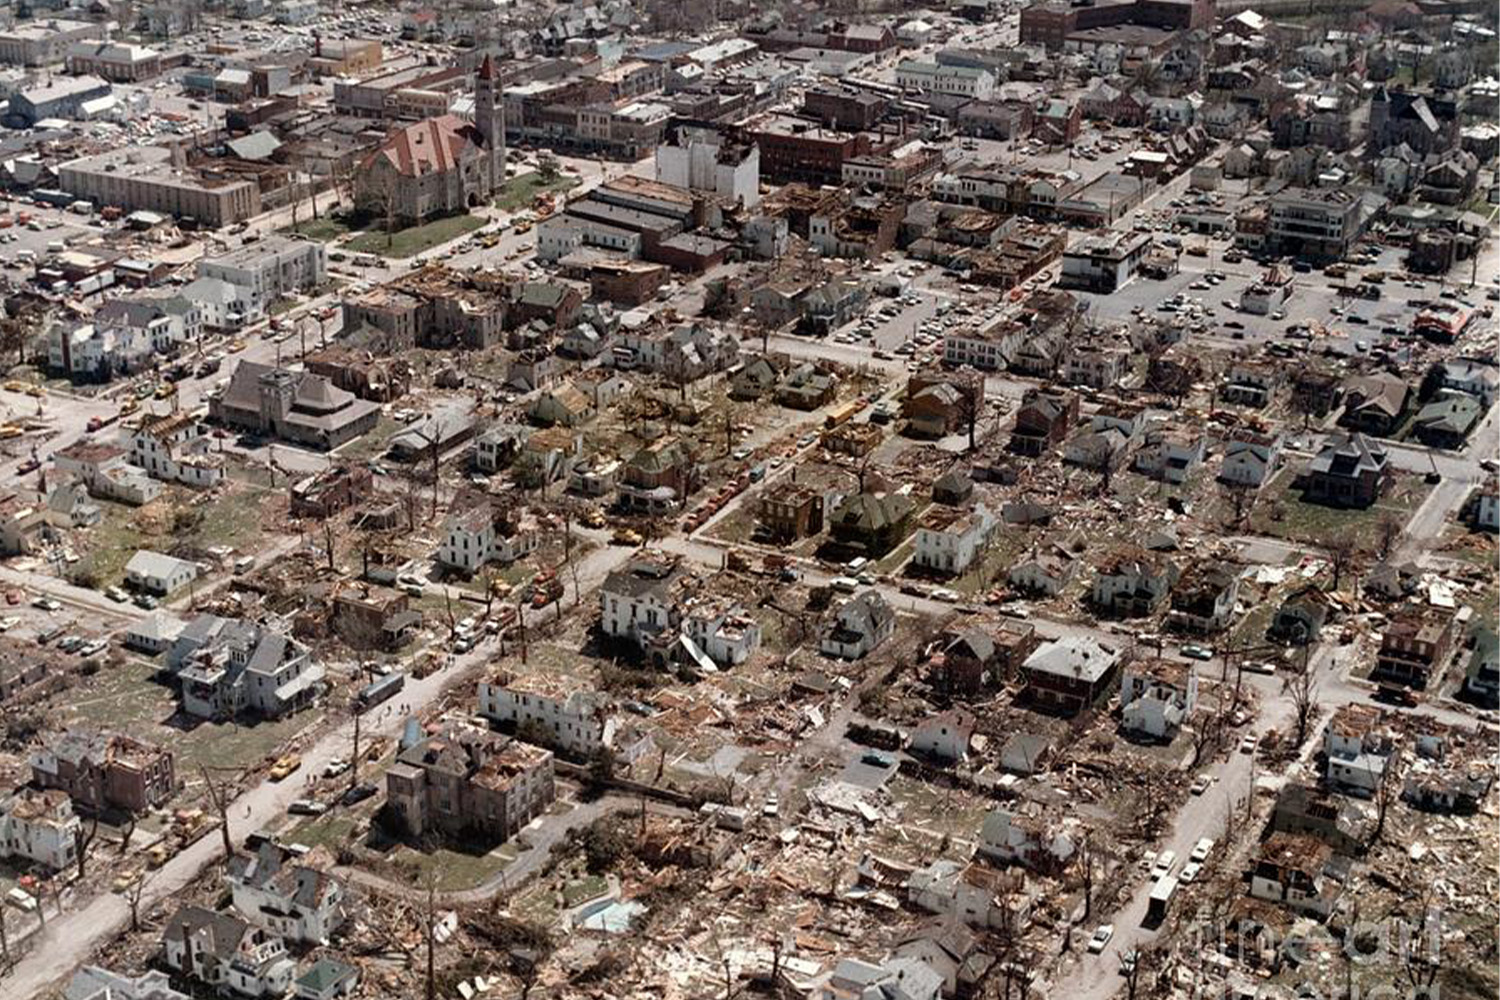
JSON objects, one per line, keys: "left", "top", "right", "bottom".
{"left": 370, "top": 114, "right": 483, "bottom": 177}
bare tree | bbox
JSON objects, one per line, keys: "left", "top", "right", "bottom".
{"left": 1289, "top": 657, "right": 1319, "bottom": 749}
{"left": 119, "top": 815, "right": 136, "bottom": 856}
{"left": 126, "top": 869, "right": 152, "bottom": 932}
{"left": 1376, "top": 514, "right": 1403, "bottom": 560}
{"left": 1220, "top": 479, "right": 1257, "bottom": 529}
{"left": 74, "top": 815, "right": 99, "bottom": 879}
{"left": 199, "top": 765, "right": 235, "bottom": 860}
{"left": 1327, "top": 534, "right": 1359, "bottom": 592}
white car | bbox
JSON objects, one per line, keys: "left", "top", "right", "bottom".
{"left": 1190, "top": 774, "right": 1213, "bottom": 796}
{"left": 1239, "top": 734, "right": 1258, "bottom": 754}
{"left": 1151, "top": 850, "right": 1176, "bottom": 880}
{"left": 1190, "top": 837, "right": 1215, "bottom": 864}
{"left": 1179, "top": 861, "right": 1202, "bottom": 884}
{"left": 930, "top": 588, "right": 960, "bottom": 602}
{"left": 1087, "top": 924, "right": 1114, "bottom": 953}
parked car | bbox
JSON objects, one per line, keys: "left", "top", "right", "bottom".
{"left": 1152, "top": 850, "right": 1177, "bottom": 880}
{"left": 1088, "top": 925, "right": 1115, "bottom": 953}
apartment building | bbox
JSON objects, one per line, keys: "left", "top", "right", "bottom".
{"left": 0, "top": 18, "right": 105, "bottom": 66}
{"left": 1266, "top": 187, "right": 1366, "bottom": 260}
{"left": 199, "top": 237, "right": 327, "bottom": 316}
{"left": 477, "top": 675, "right": 617, "bottom": 758}
{"left": 31, "top": 729, "right": 176, "bottom": 814}
{"left": 384, "top": 727, "right": 556, "bottom": 843}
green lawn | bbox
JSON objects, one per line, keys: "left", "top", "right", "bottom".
{"left": 1243, "top": 470, "right": 1431, "bottom": 554}
{"left": 60, "top": 657, "right": 318, "bottom": 773}
{"left": 343, "top": 214, "right": 486, "bottom": 258}
{"left": 495, "top": 172, "right": 580, "bottom": 212}
{"left": 392, "top": 844, "right": 514, "bottom": 893}
{"left": 280, "top": 217, "right": 359, "bottom": 242}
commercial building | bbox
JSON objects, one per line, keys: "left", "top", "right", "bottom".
{"left": 895, "top": 60, "right": 996, "bottom": 101}
{"left": 65, "top": 41, "right": 162, "bottom": 82}
{"left": 1266, "top": 187, "right": 1367, "bottom": 260}
{"left": 0, "top": 18, "right": 105, "bottom": 66}
{"left": 60, "top": 146, "right": 263, "bottom": 227}
{"left": 199, "top": 237, "right": 327, "bottom": 316}
{"left": 1019, "top": 0, "right": 1212, "bottom": 50}
{"left": 1058, "top": 231, "right": 1151, "bottom": 292}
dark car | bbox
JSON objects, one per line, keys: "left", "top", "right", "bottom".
{"left": 340, "top": 783, "right": 378, "bottom": 807}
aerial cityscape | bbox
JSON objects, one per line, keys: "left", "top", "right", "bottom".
{"left": 0, "top": 0, "right": 1491, "bottom": 998}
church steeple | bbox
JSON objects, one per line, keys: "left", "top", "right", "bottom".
{"left": 475, "top": 55, "right": 505, "bottom": 194}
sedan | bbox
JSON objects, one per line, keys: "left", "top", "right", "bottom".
{"left": 1181, "top": 644, "right": 1213, "bottom": 661}
{"left": 1088, "top": 925, "right": 1115, "bottom": 954}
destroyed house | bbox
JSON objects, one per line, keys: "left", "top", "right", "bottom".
{"left": 1249, "top": 833, "right": 1345, "bottom": 918}
{"left": 1020, "top": 637, "right": 1120, "bottom": 715}
{"left": 225, "top": 838, "right": 345, "bottom": 945}
{"left": 1401, "top": 727, "right": 1493, "bottom": 814}
{"left": 977, "top": 805, "right": 1077, "bottom": 872}
{"left": 289, "top": 463, "right": 372, "bottom": 519}
{"left": 31, "top": 729, "right": 175, "bottom": 815}
{"left": 1374, "top": 610, "right": 1453, "bottom": 690}
{"left": 384, "top": 727, "right": 555, "bottom": 843}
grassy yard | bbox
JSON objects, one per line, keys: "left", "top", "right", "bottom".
{"left": 343, "top": 214, "right": 486, "bottom": 258}
{"left": 1242, "top": 470, "right": 1430, "bottom": 554}
{"left": 391, "top": 843, "right": 514, "bottom": 893}
{"left": 496, "top": 172, "right": 579, "bottom": 212}
{"left": 60, "top": 658, "right": 317, "bottom": 772}
{"left": 280, "top": 216, "right": 359, "bottom": 242}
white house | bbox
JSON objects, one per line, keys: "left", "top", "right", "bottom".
{"left": 1249, "top": 833, "right": 1342, "bottom": 919}
{"left": 913, "top": 506, "right": 995, "bottom": 576}
{"left": 64, "top": 967, "right": 191, "bottom": 1000}
{"left": 129, "top": 413, "right": 225, "bottom": 489}
{"left": 225, "top": 839, "right": 345, "bottom": 945}
{"left": 599, "top": 556, "right": 685, "bottom": 649}
{"left": 125, "top": 550, "right": 198, "bottom": 595}
{"left": 976, "top": 806, "right": 1078, "bottom": 871}
{"left": 53, "top": 442, "right": 163, "bottom": 506}
{"left": 171, "top": 614, "right": 323, "bottom": 721}
{"left": 1119, "top": 659, "right": 1198, "bottom": 740}
{"left": 1008, "top": 552, "right": 1073, "bottom": 596}
{"left": 0, "top": 788, "right": 80, "bottom": 871}
{"left": 909, "top": 709, "right": 974, "bottom": 763}
{"left": 905, "top": 859, "right": 1030, "bottom": 930}
{"left": 163, "top": 905, "right": 296, "bottom": 998}
{"left": 816, "top": 957, "right": 942, "bottom": 1000}
{"left": 1219, "top": 432, "right": 1282, "bottom": 487}
{"left": 820, "top": 591, "right": 896, "bottom": 660}
{"left": 1133, "top": 428, "right": 1204, "bottom": 484}
{"left": 682, "top": 601, "right": 762, "bottom": 667}
{"left": 477, "top": 676, "right": 616, "bottom": 758}
{"left": 1323, "top": 705, "right": 1395, "bottom": 798}
{"left": 436, "top": 505, "right": 539, "bottom": 574}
